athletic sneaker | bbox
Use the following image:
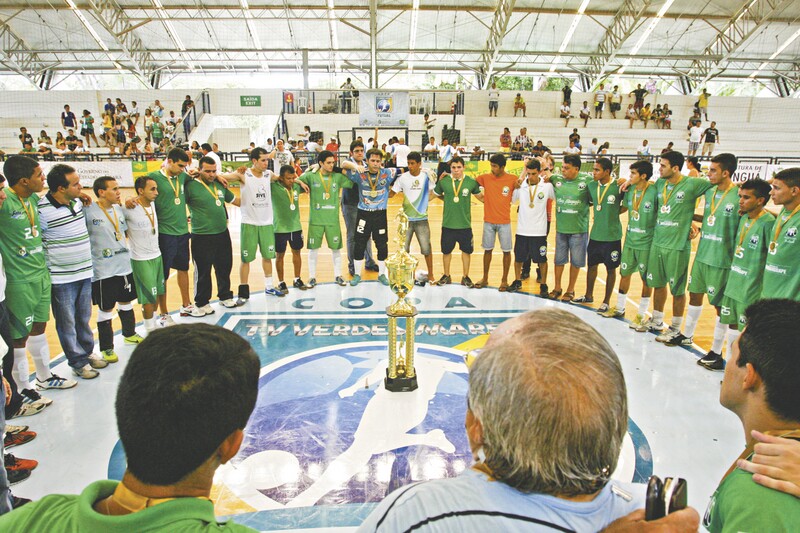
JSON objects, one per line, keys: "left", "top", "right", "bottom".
{"left": 307, "top": 278, "right": 317, "bottom": 288}
{"left": 656, "top": 328, "right": 680, "bottom": 343}
{"left": 629, "top": 314, "right": 645, "bottom": 329}
{"left": 158, "top": 314, "right": 176, "bottom": 327}
{"left": 335, "top": 276, "right": 347, "bottom": 286}
{"left": 7, "top": 468, "right": 31, "bottom": 486}
{"left": 647, "top": 320, "right": 667, "bottom": 334}
{"left": 436, "top": 275, "right": 451, "bottom": 286}
{"left": 293, "top": 278, "right": 308, "bottom": 290}
{"left": 264, "top": 287, "right": 285, "bottom": 297}
{"left": 700, "top": 355, "right": 725, "bottom": 371}
{"left": 198, "top": 304, "right": 213, "bottom": 315}
{"left": 571, "top": 295, "right": 594, "bottom": 304}
{"left": 234, "top": 297, "right": 248, "bottom": 306}
{"left": 634, "top": 318, "right": 655, "bottom": 333}
{"left": 596, "top": 303, "right": 610, "bottom": 314}
{"left": 461, "top": 276, "right": 474, "bottom": 288}
{"left": 11, "top": 402, "right": 46, "bottom": 418}
{"left": 89, "top": 356, "right": 109, "bottom": 369}
{"left": 5, "top": 453, "right": 38, "bottom": 472}
{"left": 664, "top": 333, "right": 693, "bottom": 347}
{"left": 698, "top": 350, "right": 721, "bottom": 366}
{"left": 601, "top": 307, "right": 625, "bottom": 319}
{"left": 73, "top": 364, "right": 100, "bottom": 380}
{"left": 220, "top": 298, "right": 242, "bottom": 308}
{"left": 35, "top": 373, "right": 78, "bottom": 390}
{"left": 539, "top": 283, "right": 549, "bottom": 297}
{"left": 378, "top": 275, "right": 390, "bottom": 286}
{"left": 507, "top": 280, "right": 522, "bottom": 293}
{"left": 350, "top": 274, "right": 361, "bottom": 286}
{"left": 20, "top": 388, "right": 52, "bottom": 407}
{"left": 180, "top": 304, "right": 206, "bottom": 317}
{"left": 5, "top": 425, "right": 29, "bottom": 435}
{"left": 278, "top": 281, "right": 289, "bottom": 295}
{"left": 101, "top": 349, "right": 118, "bottom": 363}
{"left": 4, "top": 431, "right": 36, "bottom": 449}
{"left": 124, "top": 333, "right": 145, "bottom": 344}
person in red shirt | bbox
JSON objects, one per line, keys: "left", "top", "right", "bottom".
{"left": 325, "top": 137, "right": 339, "bottom": 153}
{"left": 499, "top": 128, "right": 511, "bottom": 152}
{"left": 474, "top": 153, "right": 520, "bottom": 290}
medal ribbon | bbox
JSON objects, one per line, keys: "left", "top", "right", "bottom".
{"left": 365, "top": 172, "right": 379, "bottom": 194}
{"left": 11, "top": 190, "right": 37, "bottom": 232}
{"left": 632, "top": 182, "right": 650, "bottom": 213}
{"left": 197, "top": 179, "right": 221, "bottom": 204}
{"left": 737, "top": 210, "right": 766, "bottom": 250}
{"left": 100, "top": 204, "right": 121, "bottom": 235}
{"left": 143, "top": 205, "right": 156, "bottom": 233}
{"left": 709, "top": 185, "right": 736, "bottom": 216}
{"left": 319, "top": 173, "right": 332, "bottom": 198}
{"left": 284, "top": 185, "right": 295, "bottom": 208}
{"left": 662, "top": 176, "right": 683, "bottom": 207}
{"left": 164, "top": 172, "right": 180, "bottom": 200}
{"left": 452, "top": 176, "right": 465, "bottom": 199}
{"left": 527, "top": 177, "right": 539, "bottom": 205}
{"left": 597, "top": 179, "right": 612, "bottom": 206}
{"left": 772, "top": 204, "right": 800, "bottom": 245}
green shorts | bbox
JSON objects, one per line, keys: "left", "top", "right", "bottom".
{"left": 720, "top": 296, "right": 748, "bottom": 331}
{"left": 620, "top": 246, "right": 650, "bottom": 278}
{"left": 5, "top": 276, "right": 51, "bottom": 339}
{"left": 131, "top": 257, "right": 165, "bottom": 305}
{"left": 241, "top": 223, "right": 276, "bottom": 262}
{"left": 645, "top": 245, "right": 690, "bottom": 295}
{"left": 307, "top": 223, "right": 343, "bottom": 250}
{"left": 688, "top": 260, "right": 729, "bottom": 306}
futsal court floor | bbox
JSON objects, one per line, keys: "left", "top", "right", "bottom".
{"left": 20, "top": 195, "right": 742, "bottom": 532}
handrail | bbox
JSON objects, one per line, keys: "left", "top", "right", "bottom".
{"left": 178, "top": 89, "right": 210, "bottom": 143}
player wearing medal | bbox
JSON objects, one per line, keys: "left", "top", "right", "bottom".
{"left": 348, "top": 148, "right": 393, "bottom": 286}
{"left": 547, "top": 154, "right": 592, "bottom": 302}
{"left": 123, "top": 177, "right": 165, "bottom": 333}
{"left": 271, "top": 165, "right": 308, "bottom": 292}
{"left": 604, "top": 160, "right": 658, "bottom": 325}
{"left": 708, "top": 179, "right": 774, "bottom": 371}
{"left": 0, "top": 156, "right": 67, "bottom": 405}
{"left": 508, "top": 158, "right": 554, "bottom": 295}
{"left": 184, "top": 157, "right": 240, "bottom": 313}
{"left": 85, "top": 177, "right": 143, "bottom": 363}
{"left": 574, "top": 157, "right": 625, "bottom": 312}
{"left": 433, "top": 156, "right": 484, "bottom": 287}
{"left": 298, "top": 150, "right": 356, "bottom": 287}
{"left": 761, "top": 168, "right": 800, "bottom": 301}
{"left": 391, "top": 152, "right": 439, "bottom": 286}
{"left": 642, "top": 151, "right": 714, "bottom": 337}
{"left": 665, "top": 154, "right": 740, "bottom": 355}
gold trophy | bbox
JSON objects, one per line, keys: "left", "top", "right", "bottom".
{"left": 384, "top": 211, "right": 419, "bottom": 392}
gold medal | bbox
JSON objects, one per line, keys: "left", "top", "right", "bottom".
{"left": 15, "top": 191, "right": 38, "bottom": 238}
{"left": 31, "top": 227, "right": 38, "bottom": 237}
{"left": 769, "top": 241, "right": 777, "bottom": 254}
{"left": 290, "top": 203, "right": 296, "bottom": 211}
{"left": 632, "top": 211, "right": 640, "bottom": 221}
{"left": 115, "top": 232, "right": 122, "bottom": 241}
{"left": 165, "top": 173, "right": 182, "bottom": 205}
{"left": 707, "top": 215, "right": 716, "bottom": 227}
{"left": 215, "top": 199, "right": 222, "bottom": 206}
{"left": 174, "top": 198, "right": 181, "bottom": 205}
{"left": 529, "top": 202, "right": 534, "bottom": 208}
{"left": 661, "top": 205, "right": 670, "bottom": 214}
{"left": 198, "top": 179, "right": 223, "bottom": 208}
{"left": 453, "top": 196, "right": 460, "bottom": 203}
{"left": 596, "top": 205, "right": 602, "bottom": 212}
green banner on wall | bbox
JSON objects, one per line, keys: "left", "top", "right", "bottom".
{"left": 240, "top": 95, "right": 261, "bottom": 107}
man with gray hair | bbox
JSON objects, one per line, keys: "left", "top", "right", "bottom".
{"left": 358, "top": 309, "right": 699, "bottom": 532}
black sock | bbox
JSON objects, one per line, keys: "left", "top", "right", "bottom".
{"left": 238, "top": 284, "right": 250, "bottom": 299}
{"left": 98, "top": 319, "right": 114, "bottom": 351}
{"left": 119, "top": 309, "right": 136, "bottom": 337}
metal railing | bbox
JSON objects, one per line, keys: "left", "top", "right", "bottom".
{"left": 280, "top": 89, "right": 465, "bottom": 116}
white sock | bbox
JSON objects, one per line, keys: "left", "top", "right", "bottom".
{"left": 638, "top": 297, "right": 651, "bottom": 316}
{"left": 27, "top": 334, "right": 52, "bottom": 382}
{"left": 264, "top": 276, "right": 274, "bottom": 289}
{"left": 12, "top": 347, "right": 30, "bottom": 389}
{"left": 379, "top": 261, "right": 387, "bottom": 276}
{"left": 711, "top": 319, "right": 727, "bottom": 354}
{"left": 670, "top": 316, "right": 683, "bottom": 331}
{"left": 725, "top": 330, "right": 741, "bottom": 360}
{"left": 308, "top": 249, "right": 318, "bottom": 278}
{"left": 144, "top": 317, "right": 156, "bottom": 332}
{"left": 616, "top": 292, "right": 627, "bottom": 313}
{"left": 332, "top": 249, "right": 342, "bottom": 277}
{"left": 354, "top": 259, "right": 365, "bottom": 276}
{"left": 683, "top": 305, "right": 703, "bottom": 338}
{"left": 652, "top": 310, "right": 664, "bottom": 325}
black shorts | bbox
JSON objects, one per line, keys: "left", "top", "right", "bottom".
{"left": 92, "top": 274, "right": 137, "bottom": 310}
{"left": 587, "top": 239, "right": 621, "bottom": 269}
{"left": 436, "top": 162, "right": 451, "bottom": 179}
{"left": 596, "top": 101, "right": 605, "bottom": 111}
{"left": 610, "top": 102, "right": 621, "bottom": 112}
{"left": 275, "top": 230, "right": 304, "bottom": 254}
{"left": 441, "top": 227, "right": 474, "bottom": 255}
{"left": 355, "top": 209, "right": 389, "bottom": 260}
{"left": 514, "top": 235, "right": 547, "bottom": 264}
{"left": 158, "top": 233, "right": 190, "bottom": 276}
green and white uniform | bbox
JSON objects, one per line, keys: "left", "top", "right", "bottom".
{"left": 720, "top": 211, "right": 774, "bottom": 330}
{"left": 149, "top": 170, "right": 190, "bottom": 236}
{"left": 272, "top": 181, "right": 303, "bottom": 234}
{"left": 434, "top": 174, "right": 482, "bottom": 230}
{"left": 0, "top": 190, "right": 50, "bottom": 338}
{"left": 239, "top": 169, "right": 276, "bottom": 262}
{"left": 688, "top": 185, "right": 740, "bottom": 305}
{"left": 549, "top": 173, "right": 592, "bottom": 234}
{"left": 588, "top": 180, "right": 625, "bottom": 242}
{"left": 298, "top": 171, "right": 353, "bottom": 250}
{"left": 123, "top": 203, "right": 164, "bottom": 305}
{"left": 761, "top": 205, "right": 800, "bottom": 300}
{"left": 184, "top": 180, "right": 234, "bottom": 234}
{"left": 620, "top": 183, "right": 658, "bottom": 277}
{"left": 646, "top": 176, "right": 713, "bottom": 294}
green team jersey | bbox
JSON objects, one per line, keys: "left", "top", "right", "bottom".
{"left": 298, "top": 171, "right": 352, "bottom": 226}
{"left": 653, "top": 176, "right": 713, "bottom": 251}
{"left": 0, "top": 190, "right": 47, "bottom": 282}
{"left": 151, "top": 121, "right": 164, "bottom": 138}
{"left": 724, "top": 211, "right": 774, "bottom": 304}
{"left": 184, "top": 179, "right": 234, "bottom": 235}
{"left": 623, "top": 182, "right": 658, "bottom": 251}
{"left": 695, "top": 185, "right": 741, "bottom": 268}
{"left": 762, "top": 206, "right": 800, "bottom": 300}
{"left": 588, "top": 179, "right": 625, "bottom": 242}
{"left": 271, "top": 181, "right": 302, "bottom": 234}
{"left": 550, "top": 172, "right": 592, "bottom": 234}
{"left": 434, "top": 174, "right": 482, "bottom": 230}
{"left": 150, "top": 170, "right": 190, "bottom": 235}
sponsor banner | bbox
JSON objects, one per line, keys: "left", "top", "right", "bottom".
{"left": 358, "top": 91, "right": 409, "bottom": 127}
{"left": 732, "top": 161, "right": 769, "bottom": 184}
{"left": 40, "top": 160, "right": 135, "bottom": 188}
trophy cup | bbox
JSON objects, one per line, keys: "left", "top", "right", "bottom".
{"left": 384, "top": 211, "right": 419, "bottom": 392}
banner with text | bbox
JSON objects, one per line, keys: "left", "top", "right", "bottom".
{"left": 359, "top": 91, "right": 409, "bottom": 127}
{"left": 40, "top": 160, "right": 135, "bottom": 188}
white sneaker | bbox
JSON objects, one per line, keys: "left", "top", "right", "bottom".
{"left": 634, "top": 317, "right": 654, "bottom": 333}
{"left": 629, "top": 314, "right": 645, "bottom": 329}
{"left": 73, "top": 365, "right": 99, "bottom": 379}
{"left": 200, "top": 304, "right": 214, "bottom": 315}
{"left": 180, "top": 304, "right": 207, "bottom": 318}
{"left": 157, "top": 314, "right": 176, "bottom": 328}
{"left": 656, "top": 328, "right": 679, "bottom": 343}
{"left": 219, "top": 298, "right": 241, "bottom": 308}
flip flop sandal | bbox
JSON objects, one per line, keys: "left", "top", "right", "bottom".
{"left": 561, "top": 291, "right": 575, "bottom": 302}
{"left": 498, "top": 284, "right": 508, "bottom": 292}
{"left": 548, "top": 289, "right": 562, "bottom": 299}
{"left": 473, "top": 280, "right": 488, "bottom": 289}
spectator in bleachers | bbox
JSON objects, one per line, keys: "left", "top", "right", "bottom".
{"left": 686, "top": 156, "right": 700, "bottom": 177}
{"left": 661, "top": 141, "right": 675, "bottom": 154}
{"left": 560, "top": 101, "right": 571, "bottom": 127}
{"left": 150, "top": 115, "right": 163, "bottom": 147}
{"left": 568, "top": 129, "right": 581, "bottom": 149}
{"left": 103, "top": 98, "right": 115, "bottom": 117}
{"left": 18, "top": 142, "right": 36, "bottom": 155}
{"left": 701, "top": 121, "right": 720, "bottom": 156}
{"left": 698, "top": 88, "right": 710, "bottom": 121}
{"left": 586, "top": 138, "right": 599, "bottom": 156}
{"left": 142, "top": 108, "right": 153, "bottom": 141}
{"left": 298, "top": 126, "right": 311, "bottom": 143}
{"left": 18, "top": 128, "right": 33, "bottom": 148}
{"left": 423, "top": 113, "right": 435, "bottom": 149}
{"left": 65, "top": 129, "right": 79, "bottom": 151}
{"left": 514, "top": 128, "right": 530, "bottom": 149}
{"left": 531, "top": 140, "right": 550, "bottom": 157}
{"left": 653, "top": 104, "right": 664, "bottom": 129}
{"left": 499, "top": 127, "right": 511, "bottom": 152}
{"left": 150, "top": 99, "right": 164, "bottom": 119}
{"left": 115, "top": 98, "right": 128, "bottom": 120}
{"left": 340, "top": 78, "right": 355, "bottom": 113}
{"left": 423, "top": 136, "right": 439, "bottom": 162}
{"left": 626, "top": 103, "right": 637, "bottom": 128}
{"left": 60, "top": 105, "right": 77, "bottom": 131}
{"left": 143, "top": 140, "right": 154, "bottom": 156}
{"left": 637, "top": 140, "right": 651, "bottom": 159}
{"left": 630, "top": 84, "right": 647, "bottom": 117}
{"left": 125, "top": 119, "right": 140, "bottom": 154}
{"left": 37, "top": 131, "right": 51, "bottom": 149}
{"left": 181, "top": 95, "right": 194, "bottom": 138}
{"left": 129, "top": 101, "right": 139, "bottom": 126}
{"left": 101, "top": 111, "right": 113, "bottom": 147}
{"left": 599, "top": 142, "right": 610, "bottom": 155}
{"left": 265, "top": 138, "right": 274, "bottom": 153}
{"left": 562, "top": 82, "right": 572, "bottom": 106}
{"left": 80, "top": 110, "right": 99, "bottom": 148}
{"left": 610, "top": 85, "right": 622, "bottom": 118}
{"left": 563, "top": 140, "right": 580, "bottom": 155}
{"left": 640, "top": 103, "right": 652, "bottom": 128}
{"left": 579, "top": 101, "right": 591, "bottom": 127}
{"left": 488, "top": 82, "right": 499, "bottom": 117}
{"left": 593, "top": 83, "right": 607, "bottom": 119}
{"left": 72, "top": 139, "right": 90, "bottom": 157}
{"left": 325, "top": 137, "right": 339, "bottom": 153}
{"left": 688, "top": 121, "right": 704, "bottom": 156}
{"left": 513, "top": 93, "right": 526, "bottom": 117}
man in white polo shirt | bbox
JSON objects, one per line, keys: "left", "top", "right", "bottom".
{"left": 392, "top": 138, "right": 411, "bottom": 172}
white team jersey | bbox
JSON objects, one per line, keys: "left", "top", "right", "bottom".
{"left": 240, "top": 169, "right": 274, "bottom": 226}
{"left": 123, "top": 204, "right": 161, "bottom": 261}
{"left": 513, "top": 179, "right": 554, "bottom": 237}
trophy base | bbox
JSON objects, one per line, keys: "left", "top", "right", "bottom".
{"left": 384, "top": 368, "right": 418, "bottom": 392}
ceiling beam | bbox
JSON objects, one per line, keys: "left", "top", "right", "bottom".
{"left": 478, "top": 0, "right": 516, "bottom": 89}
{"left": 0, "top": 16, "right": 53, "bottom": 88}
{"left": 586, "top": 0, "right": 652, "bottom": 87}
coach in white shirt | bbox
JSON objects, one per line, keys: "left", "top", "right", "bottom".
{"left": 393, "top": 138, "right": 411, "bottom": 171}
